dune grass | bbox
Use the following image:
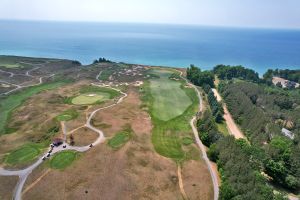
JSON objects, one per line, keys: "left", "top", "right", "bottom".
{"left": 142, "top": 68, "right": 198, "bottom": 162}
{"left": 5, "top": 143, "right": 45, "bottom": 166}
{"left": 0, "top": 81, "right": 69, "bottom": 134}
{"left": 50, "top": 151, "right": 78, "bottom": 170}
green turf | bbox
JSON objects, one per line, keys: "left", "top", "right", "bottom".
{"left": 182, "top": 137, "right": 194, "bottom": 145}
{"left": 50, "top": 151, "right": 77, "bottom": 170}
{"left": 5, "top": 143, "right": 45, "bottom": 166}
{"left": 71, "top": 92, "right": 110, "bottom": 105}
{"left": 79, "top": 86, "right": 120, "bottom": 99}
{"left": 149, "top": 69, "right": 192, "bottom": 121}
{"left": 55, "top": 109, "right": 79, "bottom": 121}
{"left": 108, "top": 130, "right": 132, "bottom": 149}
{"left": 0, "top": 81, "right": 69, "bottom": 134}
{"left": 142, "top": 68, "right": 199, "bottom": 162}
{"left": 217, "top": 122, "right": 229, "bottom": 135}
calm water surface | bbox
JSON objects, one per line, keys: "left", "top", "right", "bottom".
{"left": 0, "top": 20, "right": 300, "bottom": 74}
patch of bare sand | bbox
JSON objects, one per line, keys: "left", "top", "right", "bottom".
{"left": 0, "top": 175, "right": 18, "bottom": 200}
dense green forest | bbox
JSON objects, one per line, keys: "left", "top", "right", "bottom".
{"left": 219, "top": 81, "right": 300, "bottom": 192}
{"left": 186, "top": 65, "right": 214, "bottom": 87}
{"left": 264, "top": 69, "right": 300, "bottom": 83}
{"left": 213, "top": 64, "right": 260, "bottom": 82}
{"left": 188, "top": 65, "right": 300, "bottom": 198}
{"left": 197, "top": 90, "right": 283, "bottom": 199}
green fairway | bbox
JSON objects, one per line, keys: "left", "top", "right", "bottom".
{"left": 108, "top": 130, "right": 132, "bottom": 149}
{"left": 149, "top": 69, "right": 192, "bottom": 121}
{"left": 50, "top": 151, "right": 77, "bottom": 170}
{"left": 142, "top": 68, "right": 199, "bottom": 162}
{"left": 0, "top": 81, "right": 69, "bottom": 134}
{"left": 55, "top": 109, "right": 79, "bottom": 121}
{"left": 72, "top": 92, "right": 110, "bottom": 105}
{"left": 5, "top": 143, "right": 45, "bottom": 166}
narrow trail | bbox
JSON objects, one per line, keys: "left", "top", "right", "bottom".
{"left": 212, "top": 88, "right": 246, "bottom": 139}
{"left": 177, "top": 69, "right": 219, "bottom": 200}
{"left": 177, "top": 165, "right": 188, "bottom": 200}
{"left": 0, "top": 72, "right": 128, "bottom": 200}
{"left": 0, "top": 67, "right": 55, "bottom": 96}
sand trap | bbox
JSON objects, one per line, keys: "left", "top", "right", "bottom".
{"left": 1, "top": 83, "right": 11, "bottom": 88}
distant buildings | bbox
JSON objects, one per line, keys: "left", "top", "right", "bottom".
{"left": 272, "top": 77, "right": 300, "bottom": 89}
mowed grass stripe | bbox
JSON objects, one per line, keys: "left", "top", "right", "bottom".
{"left": 149, "top": 70, "right": 192, "bottom": 121}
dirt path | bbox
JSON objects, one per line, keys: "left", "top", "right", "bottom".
{"left": 211, "top": 88, "right": 245, "bottom": 139}
{"left": 177, "top": 165, "right": 188, "bottom": 200}
{"left": 177, "top": 70, "right": 219, "bottom": 200}
{"left": 22, "top": 169, "right": 51, "bottom": 195}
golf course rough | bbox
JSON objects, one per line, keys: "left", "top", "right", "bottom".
{"left": 0, "top": 81, "right": 69, "bottom": 134}
{"left": 5, "top": 143, "right": 45, "bottom": 166}
{"left": 50, "top": 151, "right": 78, "bottom": 170}
{"left": 149, "top": 69, "right": 192, "bottom": 121}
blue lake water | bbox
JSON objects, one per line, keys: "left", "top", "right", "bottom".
{"left": 0, "top": 20, "right": 300, "bottom": 74}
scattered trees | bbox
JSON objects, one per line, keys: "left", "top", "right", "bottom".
{"left": 93, "top": 57, "right": 112, "bottom": 64}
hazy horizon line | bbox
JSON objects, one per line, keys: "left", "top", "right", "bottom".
{"left": 1, "top": 18, "right": 300, "bottom": 31}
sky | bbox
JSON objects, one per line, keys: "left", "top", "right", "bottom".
{"left": 0, "top": 0, "right": 300, "bottom": 29}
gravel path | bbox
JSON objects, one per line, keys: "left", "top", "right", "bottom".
{"left": 176, "top": 70, "right": 219, "bottom": 200}
{"left": 212, "top": 88, "right": 245, "bottom": 139}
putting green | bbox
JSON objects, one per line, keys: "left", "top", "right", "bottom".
{"left": 149, "top": 69, "right": 192, "bottom": 121}
{"left": 5, "top": 143, "right": 44, "bottom": 166}
{"left": 50, "top": 151, "right": 77, "bottom": 169}
{"left": 71, "top": 92, "right": 110, "bottom": 105}
{"left": 56, "top": 109, "right": 78, "bottom": 121}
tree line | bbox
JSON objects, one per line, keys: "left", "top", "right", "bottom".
{"left": 213, "top": 64, "right": 260, "bottom": 82}
{"left": 187, "top": 64, "right": 299, "bottom": 196}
